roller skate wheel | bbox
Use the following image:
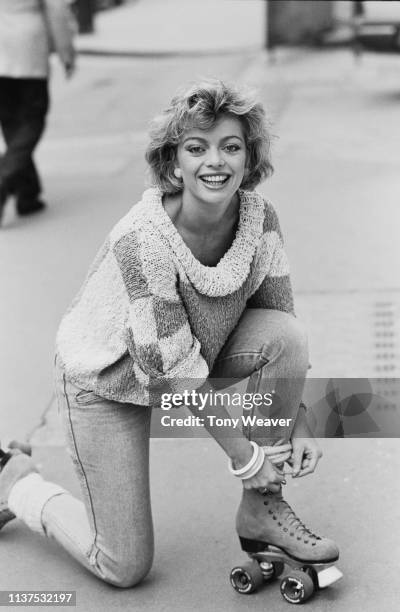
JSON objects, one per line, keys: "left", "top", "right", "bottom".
{"left": 272, "top": 561, "right": 285, "bottom": 579}
{"left": 230, "top": 560, "right": 264, "bottom": 594}
{"left": 280, "top": 570, "right": 314, "bottom": 604}
{"left": 304, "top": 566, "right": 319, "bottom": 590}
{"left": 8, "top": 441, "right": 32, "bottom": 456}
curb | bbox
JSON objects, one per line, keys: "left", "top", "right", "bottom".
{"left": 75, "top": 45, "right": 263, "bottom": 59}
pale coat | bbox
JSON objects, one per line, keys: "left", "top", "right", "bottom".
{"left": 0, "top": 0, "right": 75, "bottom": 78}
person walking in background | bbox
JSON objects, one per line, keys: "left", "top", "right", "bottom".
{"left": 0, "top": 0, "right": 76, "bottom": 226}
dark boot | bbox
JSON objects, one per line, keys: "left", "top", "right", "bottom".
{"left": 16, "top": 198, "right": 46, "bottom": 217}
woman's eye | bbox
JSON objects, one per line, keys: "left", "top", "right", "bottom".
{"left": 224, "top": 144, "right": 240, "bottom": 153}
{"left": 187, "top": 146, "right": 204, "bottom": 154}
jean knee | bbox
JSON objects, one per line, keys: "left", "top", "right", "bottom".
{"left": 95, "top": 546, "right": 154, "bottom": 588}
{"left": 255, "top": 312, "right": 308, "bottom": 373}
{"left": 277, "top": 315, "right": 309, "bottom": 371}
{"left": 111, "top": 559, "right": 153, "bottom": 589}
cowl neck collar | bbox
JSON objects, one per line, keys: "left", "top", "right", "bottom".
{"left": 141, "top": 187, "right": 265, "bottom": 297}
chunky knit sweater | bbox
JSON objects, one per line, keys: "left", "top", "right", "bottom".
{"left": 56, "top": 187, "right": 294, "bottom": 406}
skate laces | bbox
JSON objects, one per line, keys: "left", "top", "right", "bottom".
{"left": 262, "top": 444, "right": 320, "bottom": 542}
{"left": 279, "top": 498, "right": 320, "bottom": 541}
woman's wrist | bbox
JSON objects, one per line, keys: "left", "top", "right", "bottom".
{"left": 229, "top": 441, "right": 265, "bottom": 480}
{"left": 292, "top": 404, "right": 311, "bottom": 438}
{"left": 229, "top": 438, "right": 254, "bottom": 470}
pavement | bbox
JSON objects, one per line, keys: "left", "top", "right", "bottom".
{"left": 1, "top": 3, "right": 400, "bottom": 611}
{"left": 76, "top": 0, "right": 266, "bottom": 56}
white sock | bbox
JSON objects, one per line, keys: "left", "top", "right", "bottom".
{"left": 8, "top": 473, "right": 66, "bottom": 535}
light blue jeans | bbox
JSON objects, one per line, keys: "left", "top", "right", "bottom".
{"left": 48, "top": 308, "right": 308, "bottom": 587}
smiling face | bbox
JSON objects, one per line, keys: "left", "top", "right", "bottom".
{"left": 175, "top": 115, "right": 247, "bottom": 209}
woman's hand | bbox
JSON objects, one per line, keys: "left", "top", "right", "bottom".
{"left": 290, "top": 436, "right": 322, "bottom": 478}
{"left": 289, "top": 404, "right": 322, "bottom": 477}
{"left": 242, "top": 455, "right": 286, "bottom": 492}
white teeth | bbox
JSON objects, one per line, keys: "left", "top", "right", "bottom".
{"left": 201, "top": 175, "right": 228, "bottom": 183}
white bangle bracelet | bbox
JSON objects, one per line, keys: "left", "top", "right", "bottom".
{"left": 229, "top": 442, "right": 265, "bottom": 480}
{"left": 228, "top": 441, "right": 259, "bottom": 476}
{"left": 241, "top": 446, "right": 265, "bottom": 480}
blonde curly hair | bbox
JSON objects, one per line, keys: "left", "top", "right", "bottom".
{"left": 145, "top": 79, "right": 274, "bottom": 194}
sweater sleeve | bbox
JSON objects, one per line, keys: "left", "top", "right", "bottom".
{"left": 43, "top": 0, "right": 75, "bottom": 67}
{"left": 247, "top": 200, "right": 295, "bottom": 315}
{"left": 113, "top": 227, "right": 209, "bottom": 391}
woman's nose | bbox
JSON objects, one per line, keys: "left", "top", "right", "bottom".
{"left": 205, "top": 147, "right": 225, "bottom": 167}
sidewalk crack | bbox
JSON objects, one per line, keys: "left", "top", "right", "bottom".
{"left": 26, "top": 393, "right": 55, "bottom": 444}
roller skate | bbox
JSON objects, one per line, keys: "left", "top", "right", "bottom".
{"left": 230, "top": 488, "right": 342, "bottom": 604}
{"left": 0, "top": 441, "right": 34, "bottom": 531}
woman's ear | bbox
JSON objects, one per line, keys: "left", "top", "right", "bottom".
{"left": 173, "top": 168, "right": 182, "bottom": 179}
